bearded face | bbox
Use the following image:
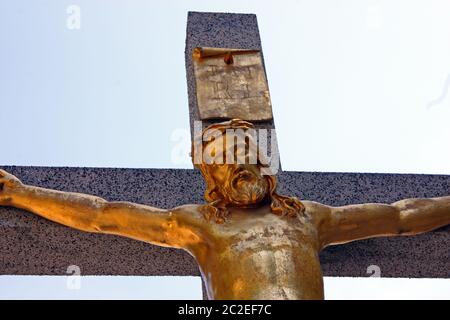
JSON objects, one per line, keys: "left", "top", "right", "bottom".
{"left": 198, "top": 127, "right": 270, "bottom": 206}
{"left": 205, "top": 163, "right": 269, "bottom": 206}
{"left": 194, "top": 119, "right": 304, "bottom": 219}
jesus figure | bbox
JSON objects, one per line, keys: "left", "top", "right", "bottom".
{"left": 1, "top": 119, "right": 449, "bottom": 299}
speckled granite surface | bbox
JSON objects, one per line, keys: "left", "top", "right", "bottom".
{"left": 0, "top": 166, "right": 449, "bottom": 278}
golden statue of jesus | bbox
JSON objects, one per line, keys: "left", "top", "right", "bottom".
{"left": 1, "top": 119, "right": 449, "bottom": 300}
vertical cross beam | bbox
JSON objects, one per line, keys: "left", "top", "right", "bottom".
{"left": 185, "top": 12, "right": 279, "bottom": 168}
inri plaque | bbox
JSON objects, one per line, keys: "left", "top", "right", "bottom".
{"left": 192, "top": 47, "right": 273, "bottom": 121}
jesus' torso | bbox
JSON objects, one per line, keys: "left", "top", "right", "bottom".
{"left": 185, "top": 204, "right": 325, "bottom": 300}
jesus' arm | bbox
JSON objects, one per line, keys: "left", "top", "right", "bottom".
{"left": 307, "top": 195, "right": 450, "bottom": 249}
{"left": 0, "top": 169, "right": 204, "bottom": 249}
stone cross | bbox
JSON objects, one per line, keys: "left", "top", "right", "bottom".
{"left": 0, "top": 12, "right": 449, "bottom": 299}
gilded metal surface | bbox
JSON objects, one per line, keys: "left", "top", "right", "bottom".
{"left": 1, "top": 121, "right": 449, "bottom": 300}
{"left": 193, "top": 47, "right": 273, "bottom": 121}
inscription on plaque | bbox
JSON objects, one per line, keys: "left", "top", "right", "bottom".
{"left": 193, "top": 47, "right": 273, "bottom": 121}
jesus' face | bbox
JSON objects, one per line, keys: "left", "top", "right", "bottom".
{"left": 202, "top": 135, "right": 269, "bottom": 206}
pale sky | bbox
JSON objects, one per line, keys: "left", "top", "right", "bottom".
{"left": 0, "top": 0, "right": 449, "bottom": 299}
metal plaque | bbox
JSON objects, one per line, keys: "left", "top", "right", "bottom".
{"left": 193, "top": 47, "right": 273, "bottom": 121}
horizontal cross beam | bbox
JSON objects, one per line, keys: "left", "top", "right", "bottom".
{"left": 1, "top": 166, "right": 449, "bottom": 278}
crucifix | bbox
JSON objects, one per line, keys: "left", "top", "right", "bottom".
{"left": 1, "top": 12, "right": 449, "bottom": 300}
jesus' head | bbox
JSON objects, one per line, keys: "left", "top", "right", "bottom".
{"left": 192, "top": 119, "right": 305, "bottom": 223}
